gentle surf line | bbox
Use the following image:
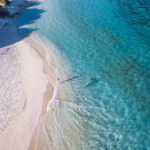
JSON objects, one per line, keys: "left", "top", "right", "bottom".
{"left": 46, "top": 86, "right": 59, "bottom": 112}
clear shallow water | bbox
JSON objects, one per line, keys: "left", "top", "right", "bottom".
{"left": 19, "top": 0, "right": 150, "bottom": 149}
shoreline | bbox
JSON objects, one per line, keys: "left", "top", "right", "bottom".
{"left": 25, "top": 36, "right": 61, "bottom": 150}
{"left": 0, "top": 3, "right": 57, "bottom": 150}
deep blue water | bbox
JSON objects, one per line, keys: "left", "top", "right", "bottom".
{"left": 19, "top": 0, "right": 150, "bottom": 149}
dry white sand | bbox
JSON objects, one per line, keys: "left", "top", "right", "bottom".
{"left": 0, "top": 20, "right": 54, "bottom": 150}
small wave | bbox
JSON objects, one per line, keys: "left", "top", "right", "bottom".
{"left": 46, "top": 87, "right": 59, "bottom": 111}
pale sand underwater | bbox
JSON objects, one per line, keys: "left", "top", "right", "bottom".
{"left": 26, "top": 35, "right": 80, "bottom": 150}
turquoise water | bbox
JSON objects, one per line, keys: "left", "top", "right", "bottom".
{"left": 19, "top": 0, "right": 150, "bottom": 149}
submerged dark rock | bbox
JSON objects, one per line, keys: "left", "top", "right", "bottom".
{"left": 0, "top": 6, "right": 10, "bottom": 18}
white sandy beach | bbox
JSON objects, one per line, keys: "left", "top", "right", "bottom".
{"left": 0, "top": 18, "right": 54, "bottom": 150}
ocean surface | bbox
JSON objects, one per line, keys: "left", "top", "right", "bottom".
{"left": 19, "top": 0, "right": 150, "bottom": 149}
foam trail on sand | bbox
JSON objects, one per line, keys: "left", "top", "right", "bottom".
{"left": 46, "top": 87, "right": 59, "bottom": 111}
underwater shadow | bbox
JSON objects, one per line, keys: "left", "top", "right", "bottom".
{"left": 84, "top": 79, "right": 100, "bottom": 88}
{"left": 61, "top": 75, "right": 80, "bottom": 84}
{"left": 0, "top": 1, "right": 45, "bottom": 48}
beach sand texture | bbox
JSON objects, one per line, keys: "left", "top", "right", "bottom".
{"left": 0, "top": 18, "right": 54, "bottom": 150}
